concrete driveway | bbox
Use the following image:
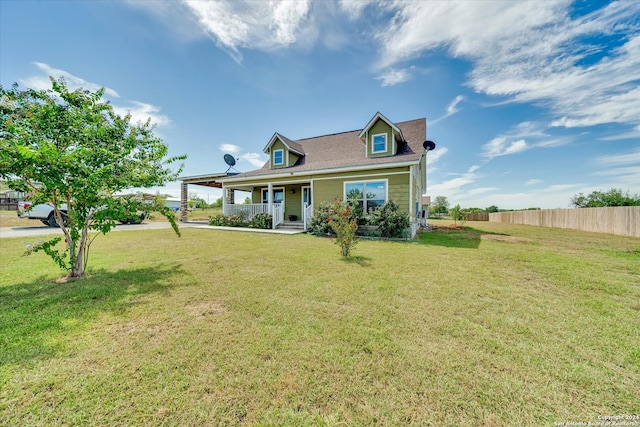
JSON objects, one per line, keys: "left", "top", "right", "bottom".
{"left": 0, "top": 221, "right": 208, "bottom": 239}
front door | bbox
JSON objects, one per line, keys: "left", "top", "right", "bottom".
{"left": 302, "top": 186, "right": 311, "bottom": 211}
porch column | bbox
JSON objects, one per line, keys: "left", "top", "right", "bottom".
{"left": 221, "top": 185, "right": 226, "bottom": 215}
{"left": 180, "top": 182, "right": 188, "bottom": 222}
{"left": 226, "top": 188, "right": 235, "bottom": 207}
{"left": 267, "top": 182, "right": 273, "bottom": 229}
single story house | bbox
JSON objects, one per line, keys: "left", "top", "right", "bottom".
{"left": 179, "top": 112, "right": 433, "bottom": 237}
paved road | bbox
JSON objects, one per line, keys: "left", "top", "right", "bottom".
{"left": 0, "top": 221, "right": 208, "bottom": 239}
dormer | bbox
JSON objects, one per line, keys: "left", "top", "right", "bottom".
{"left": 263, "top": 132, "right": 305, "bottom": 169}
{"left": 358, "top": 112, "right": 405, "bottom": 158}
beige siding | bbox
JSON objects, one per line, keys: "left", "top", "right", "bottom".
{"left": 313, "top": 168, "right": 411, "bottom": 213}
{"left": 269, "top": 139, "right": 287, "bottom": 169}
{"left": 367, "top": 119, "right": 393, "bottom": 157}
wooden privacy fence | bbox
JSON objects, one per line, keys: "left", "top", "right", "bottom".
{"left": 489, "top": 206, "right": 640, "bottom": 238}
{"left": 464, "top": 213, "right": 489, "bottom": 221}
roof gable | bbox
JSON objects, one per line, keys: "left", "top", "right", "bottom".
{"left": 263, "top": 132, "right": 305, "bottom": 157}
{"left": 358, "top": 112, "right": 404, "bottom": 142}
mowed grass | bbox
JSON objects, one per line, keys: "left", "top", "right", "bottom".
{"left": 0, "top": 222, "right": 638, "bottom": 426}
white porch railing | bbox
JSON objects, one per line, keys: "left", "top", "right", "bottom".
{"left": 272, "top": 204, "right": 284, "bottom": 229}
{"left": 303, "top": 203, "right": 314, "bottom": 231}
{"left": 224, "top": 203, "right": 269, "bottom": 220}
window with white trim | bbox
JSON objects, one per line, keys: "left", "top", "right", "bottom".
{"left": 371, "top": 133, "right": 387, "bottom": 154}
{"left": 345, "top": 180, "right": 387, "bottom": 213}
{"left": 273, "top": 149, "right": 284, "bottom": 166}
{"left": 262, "top": 188, "right": 284, "bottom": 204}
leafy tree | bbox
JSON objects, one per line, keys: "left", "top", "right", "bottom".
{"left": 0, "top": 78, "right": 185, "bottom": 278}
{"left": 485, "top": 205, "right": 499, "bottom": 213}
{"left": 243, "top": 196, "right": 252, "bottom": 204}
{"left": 211, "top": 197, "right": 223, "bottom": 208}
{"left": 432, "top": 196, "right": 449, "bottom": 215}
{"left": 570, "top": 188, "right": 640, "bottom": 208}
{"left": 462, "top": 207, "right": 484, "bottom": 213}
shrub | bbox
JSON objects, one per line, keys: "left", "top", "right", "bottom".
{"left": 209, "top": 215, "right": 229, "bottom": 226}
{"left": 309, "top": 202, "right": 333, "bottom": 235}
{"left": 248, "top": 212, "right": 272, "bottom": 229}
{"left": 227, "top": 213, "right": 246, "bottom": 227}
{"left": 327, "top": 198, "right": 358, "bottom": 257}
{"left": 368, "top": 201, "right": 410, "bottom": 238}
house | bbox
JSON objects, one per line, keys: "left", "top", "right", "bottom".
{"left": 179, "top": 112, "right": 433, "bottom": 237}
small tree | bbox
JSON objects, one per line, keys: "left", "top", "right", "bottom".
{"left": 327, "top": 198, "right": 358, "bottom": 257}
{"left": 0, "top": 78, "right": 185, "bottom": 278}
{"left": 449, "top": 204, "right": 466, "bottom": 225}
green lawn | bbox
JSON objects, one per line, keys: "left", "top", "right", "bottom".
{"left": 1, "top": 222, "right": 638, "bottom": 426}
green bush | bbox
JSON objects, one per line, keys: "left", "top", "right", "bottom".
{"left": 208, "top": 215, "right": 229, "bottom": 226}
{"left": 248, "top": 212, "right": 272, "bottom": 229}
{"left": 368, "top": 201, "right": 410, "bottom": 238}
{"left": 227, "top": 213, "right": 246, "bottom": 227}
{"left": 309, "top": 202, "right": 333, "bottom": 235}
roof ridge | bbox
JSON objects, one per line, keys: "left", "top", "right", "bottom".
{"left": 293, "top": 117, "right": 425, "bottom": 143}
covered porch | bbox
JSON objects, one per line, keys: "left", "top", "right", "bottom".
{"left": 179, "top": 173, "right": 314, "bottom": 231}
{"left": 222, "top": 181, "right": 314, "bottom": 230}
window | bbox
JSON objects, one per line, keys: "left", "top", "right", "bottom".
{"left": 262, "top": 188, "right": 284, "bottom": 204}
{"left": 371, "top": 133, "right": 387, "bottom": 154}
{"left": 273, "top": 149, "right": 284, "bottom": 166}
{"left": 345, "top": 180, "right": 387, "bottom": 213}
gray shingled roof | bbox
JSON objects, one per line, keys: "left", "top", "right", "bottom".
{"left": 224, "top": 117, "right": 426, "bottom": 180}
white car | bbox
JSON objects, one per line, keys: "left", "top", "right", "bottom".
{"left": 17, "top": 201, "right": 145, "bottom": 227}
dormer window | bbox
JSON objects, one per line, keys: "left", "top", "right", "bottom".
{"left": 273, "top": 149, "right": 284, "bottom": 166}
{"left": 371, "top": 133, "right": 387, "bottom": 154}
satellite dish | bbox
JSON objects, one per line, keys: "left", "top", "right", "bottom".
{"left": 224, "top": 154, "right": 236, "bottom": 167}
{"left": 423, "top": 140, "right": 436, "bottom": 151}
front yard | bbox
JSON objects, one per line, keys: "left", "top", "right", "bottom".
{"left": 0, "top": 222, "right": 638, "bottom": 425}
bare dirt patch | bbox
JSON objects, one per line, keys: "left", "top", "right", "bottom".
{"left": 481, "top": 234, "right": 530, "bottom": 244}
{"left": 184, "top": 301, "right": 226, "bottom": 317}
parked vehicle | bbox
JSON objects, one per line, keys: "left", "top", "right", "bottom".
{"left": 17, "top": 201, "right": 144, "bottom": 227}
{"left": 17, "top": 201, "right": 68, "bottom": 227}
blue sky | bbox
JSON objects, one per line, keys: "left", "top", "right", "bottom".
{"left": 1, "top": 0, "right": 639, "bottom": 209}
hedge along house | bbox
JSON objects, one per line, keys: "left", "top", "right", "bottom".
{"left": 180, "top": 112, "right": 432, "bottom": 237}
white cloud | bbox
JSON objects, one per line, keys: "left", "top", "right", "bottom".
{"left": 338, "top": 0, "right": 376, "bottom": 21}
{"left": 425, "top": 146, "right": 447, "bottom": 166}
{"left": 376, "top": 66, "right": 415, "bottom": 87}
{"left": 467, "top": 187, "right": 495, "bottom": 196}
{"left": 598, "top": 148, "right": 640, "bottom": 165}
{"left": 429, "top": 166, "right": 481, "bottom": 196}
{"left": 219, "top": 144, "right": 242, "bottom": 155}
{"left": 430, "top": 95, "right": 464, "bottom": 125}
{"left": 482, "top": 137, "right": 528, "bottom": 159}
{"left": 21, "top": 63, "right": 171, "bottom": 128}
{"left": 545, "top": 184, "right": 582, "bottom": 192}
{"left": 526, "top": 179, "right": 543, "bottom": 186}
{"left": 375, "top": 1, "right": 640, "bottom": 131}
{"left": 112, "top": 101, "right": 171, "bottom": 127}
{"left": 181, "top": 0, "right": 310, "bottom": 62}
{"left": 23, "top": 62, "right": 120, "bottom": 98}
{"left": 241, "top": 152, "right": 268, "bottom": 168}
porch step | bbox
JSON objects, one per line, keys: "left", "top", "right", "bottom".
{"left": 277, "top": 221, "right": 306, "bottom": 231}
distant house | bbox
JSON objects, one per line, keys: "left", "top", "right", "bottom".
{"left": 180, "top": 112, "right": 432, "bottom": 237}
